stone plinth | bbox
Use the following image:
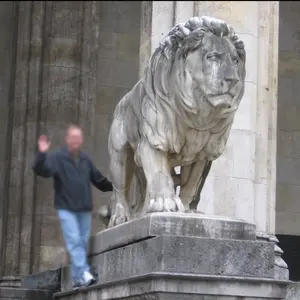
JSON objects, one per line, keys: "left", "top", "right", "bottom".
{"left": 56, "top": 213, "right": 290, "bottom": 299}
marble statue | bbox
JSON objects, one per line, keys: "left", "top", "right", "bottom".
{"left": 100, "top": 16, "right": 246, "bottom": 228}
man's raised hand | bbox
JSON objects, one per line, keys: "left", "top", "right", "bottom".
{"left": 38, "top": 135, "right": 51, "bottom": 153}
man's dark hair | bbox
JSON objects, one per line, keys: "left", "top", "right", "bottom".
{"left": 66, "top": 124, "right": 83, "bottom": 134}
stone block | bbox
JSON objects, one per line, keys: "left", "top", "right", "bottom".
{"left": 200, "top": 176, "right": 255, "bottom": 222}
{"left": 21, "top": 268, "right": 61, "bottom": 292}
{"left": 98, "top": 32, "right": 118, "bottom": 59}
{"left": 89, "top": 213, "right": 256, "bottom": 255}
{"left": 91, "top": 236, "right": 274, "bottom": 284}
{"left": 114, "top": 1, "right": 141, "bottom": 34}
{"left": 232, "top": 82, "right": 257, "bottom": 132}
{"left": 196, "top": 2, "right": 259, "bottom": 37}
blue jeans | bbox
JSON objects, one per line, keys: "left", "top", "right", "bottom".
{"left": 57, "top": 209, "right": 92, "bottom": 282}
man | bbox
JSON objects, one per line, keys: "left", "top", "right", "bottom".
{"left": 32, "top": 125, "right": 113, "bottom": 289}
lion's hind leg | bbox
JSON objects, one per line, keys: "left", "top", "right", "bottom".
{"left": 180, "top": 160, "right": 212, "bottom": 212}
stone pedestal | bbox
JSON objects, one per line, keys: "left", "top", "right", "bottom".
{"left": 55, "top": 213, "right": 290, "bottom": 299}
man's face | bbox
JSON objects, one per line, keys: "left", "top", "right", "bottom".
{"left": 65, "top": 128, "right": 84, "bottom": 152}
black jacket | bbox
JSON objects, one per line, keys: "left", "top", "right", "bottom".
{"left": 32, "top": 148, "right": 113, "bottom": 212}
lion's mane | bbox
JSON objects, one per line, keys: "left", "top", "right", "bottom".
{"left": 131, "top": 16, "right": 245, "bottom": 154}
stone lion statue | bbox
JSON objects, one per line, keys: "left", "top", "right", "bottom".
{"left": 100, "top": 16, "right": 246, "bottom": 228}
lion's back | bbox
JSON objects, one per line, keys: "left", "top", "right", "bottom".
{"left": 110, "top": 80, "right": 147, "bottom": 148}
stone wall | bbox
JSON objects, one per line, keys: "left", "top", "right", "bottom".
{"left": 0, "top": 1, "right": 141, "bottom": 276}
{"left": 276, "top": 1, "right": 300, "bottom": 236}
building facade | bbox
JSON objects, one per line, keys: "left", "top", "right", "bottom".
{"left": 0, "top": 0, "right": 298, "bottom": 283}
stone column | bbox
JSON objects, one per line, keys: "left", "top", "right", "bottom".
{"left": 0, "top": 0, "right": 142, "bottom": 276}
{"left": 0, "top": 1, "right": 49, "bottom": 276}
{"left": 0, "top": 0, "right": 18, "bottom": 277}
{"left": 196, "top": 1, "right": 287, "bottom": 279}
{"left": 198, "top": 2, "right": 279, "bottom": 234}
{"left": 197, "top": 1, "right": 259, "bottom": 224}
{"left": 139, "top": 1, "right": 195, "bottom": 70}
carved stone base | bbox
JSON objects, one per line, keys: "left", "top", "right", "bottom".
{"left": 57, "top": 213, "right": 290, "bottom": 299}
{"left": 257, "top": 232, "right": 289, "bottom": 281}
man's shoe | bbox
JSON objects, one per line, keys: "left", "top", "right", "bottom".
{"left": 82, "top": 271, "right": 96, "bottom": 286}
{"left": 72, "top": 280, "right": 83, "bottom": 290}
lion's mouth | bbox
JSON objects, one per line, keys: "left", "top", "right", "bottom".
{"left": 206, "top": 93, "right": 233, "bottom": 109}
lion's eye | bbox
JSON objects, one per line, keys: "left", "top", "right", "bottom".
{"left": 233, "top": 58, "right": 239, "bottom": 66}
{"left": 206, "top": 54, "right": 218, "bottom": 61}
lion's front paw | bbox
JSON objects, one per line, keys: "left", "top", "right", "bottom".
{"left": 147, "top": 196, "right": 185, "bottom": 213}
{"left": 108, "top": 213, "right": 128, "bottom": 228}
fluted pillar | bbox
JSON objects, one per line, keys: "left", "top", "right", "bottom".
{"left": 0, "top": 1, "right": 142, "bottom": 276}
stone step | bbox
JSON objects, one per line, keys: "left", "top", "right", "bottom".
{"left": 21, "top": 268, "right": 61, "bottom": 292}
{"left": 54, "top": 273, "right": 290, "bottom": 300}
{"left": 0, "top": 276, "right": 21, "bottom": 288}
{"left": 0, "top": 287, "right": 53, "bottom": 300}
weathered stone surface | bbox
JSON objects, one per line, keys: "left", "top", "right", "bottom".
{"left": 54, "top": 273, "right": 289, "bottom": 299}
{"left": 60, "top": 212, "right": 288, "bottom": 298}
{"left": 257, "top": 233, "right": 289, "bottom": 281}
{"left": 0, "top": 287, "right": 53, "bottom": 300}
{"left": 21, "top": 268, "right": 61, "bottom": 292}
{"left": 59, "top": 214, "right": 285, "bottom": 294}
{"left": 90, "top": 212, "right": 256, "bottom": 255}
{"left": 91, "top": 236, "right": 275, "bottom": 284}
{"left": 286, "top": 282, "right": 300, "bottom": 300}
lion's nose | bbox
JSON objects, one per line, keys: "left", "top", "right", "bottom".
{"left": 222, "top": 78, "right": 238, "bottom": 89}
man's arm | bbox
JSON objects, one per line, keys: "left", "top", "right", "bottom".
{"left": 90, "top": 161, "right": 113, "bottom": 192}
{"left": 32, "top": 151, "right": 56, "bottom": 178}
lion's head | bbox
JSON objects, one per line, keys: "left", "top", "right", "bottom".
{"left": 144, "top": 16, "right": 246, "bottom": 116}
